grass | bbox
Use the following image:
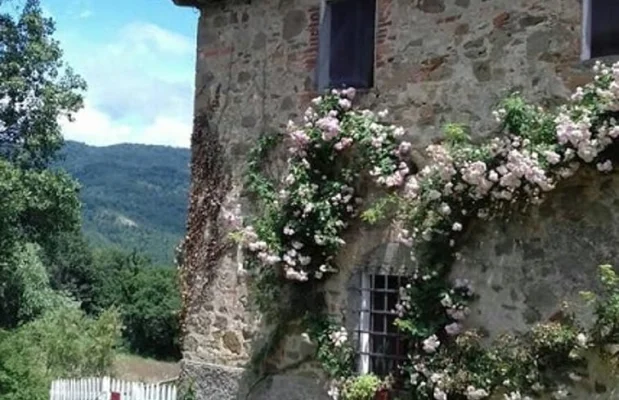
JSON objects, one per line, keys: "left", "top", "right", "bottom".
{"left": 114, "top": 354, "right": 180, "bottom": 383}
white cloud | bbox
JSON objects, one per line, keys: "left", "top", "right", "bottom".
{"left": 61, "top": 104, "right": 133, "bottom": 147}
{"left": 142, "top": 116, "right": 192, "bottom": 148}
{"left": 59, "top": 21, "right": 195, "bottom": 148}
{"left": 121, "top": 22, "right": 194, "bottom": 56}
{"left": 61, "top": 104, "right": 191, "bottom": 148}
{"left": 78, "top": 10, "right": 92, "bottom": 19}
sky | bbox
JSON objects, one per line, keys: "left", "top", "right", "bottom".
{"left": 42, "top": 0, "right": 198, "bottom": 148}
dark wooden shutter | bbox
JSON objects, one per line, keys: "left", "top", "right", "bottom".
{"left": 328, "top": 0, "right": 376, "bottom": 88}
{"left": 591, "top": 0, "right": 619, "bottom": 58}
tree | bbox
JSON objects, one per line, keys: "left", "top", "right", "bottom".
{"left": 0, "top": 0, "right": 83, "bottom": 268}
{"left": 42, "top": 239, "right": 182, "bottom": 360}
{"left": 42, "top": 231, "right": 98, "bottom": 313}
{"left": 0, "top": 157, "right": 80, "bottom": 262}
{"left": 0, "top": 0, "right": 86, "bottom": 169}
{"left": 0, "top": 243, "right": 73, "bottom": 328}
{"left": 0, "top": 0, "right": 181, "bottom": 365}
{"left": 90, "top": 249, "right": 182, "bottom": 360}
{"left": 89, "top": 248, "right": 151, "bottom": 313}
{"left": 0, "top": 0, "right": 83, "bottom": 329}
{"left": 0, "top": 161, "right": 80, "bottom": 328}
{"left": 0, "top": 306, "right": 121, "bottom": 400}
{"left": 122, "top": 267, "right": 182, "bottom": 359}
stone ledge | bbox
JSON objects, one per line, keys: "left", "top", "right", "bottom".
{"left": 180, "top": 360, "right": 330, "bottom": 400}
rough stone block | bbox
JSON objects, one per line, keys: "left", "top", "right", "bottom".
{"left": 249, "top": 375, "right": 330, "bottom": 400}
{"left": 181, "top": 360, "right": 246, "bottom": 400}
{"left": 181, "top": 360, "right": 330, "bottom": 400}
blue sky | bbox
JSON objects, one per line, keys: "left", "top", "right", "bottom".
{"left": 43, "top": 0, "right": 198, "bottom": 148}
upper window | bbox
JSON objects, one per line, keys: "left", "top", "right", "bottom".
{"left": 354, "top": 273, "right": 408, "bottom": 377}
{"left": 318, "top": 0, "right": 376, "bottom": 90}
{"left": 582, "top": 0, "right": 619, "bottom": 60}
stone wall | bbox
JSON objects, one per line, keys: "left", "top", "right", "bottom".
{"left": 172, "top": 0, "right": 611, "bottom": 398}
{"left": 452, "top": 167, "right": 619, "bottom": 340}
{"left": 445, "top": 167, "right": 619, "bottom": 400}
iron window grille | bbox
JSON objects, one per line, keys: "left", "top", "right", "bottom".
{"left": 582, "top": 0, "right": 619, "bottom": 60}
{"left": 354, "top": 273, "right": 409, "bottom": 377}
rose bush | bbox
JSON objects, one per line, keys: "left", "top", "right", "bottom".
{"left": 241, "top": 62, "right": 619, "bottom": 399}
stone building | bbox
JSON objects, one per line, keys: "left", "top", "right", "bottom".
{"left": 172, "top": 0, "right": 619, "bottom": 398}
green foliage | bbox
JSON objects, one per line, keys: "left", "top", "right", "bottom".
{"left": 401, "top": 322, "right": 584, "bottom": 400}
{"left": 31, "top": 306, "right": 121, "bottom": 377}
{"left": 88, "top": 248, "right": 181, "bottom": 360}
{"left": 587, "top": 265, "right": 619, "bottom": 345}
{"left": 499, "top": 93, "right": 557, "bottom": 145}
{"left": 0, "top": 329, "right": 48, "bottom": 400}
{"left": 240, "top": 63, "right": 619, "bottom": 400}
{"left": 40, "top": 140, "right": 186, "bottom": 361}
{"left": 0, "top": 162, "right": 78, "bottom": 327}
{"left": 56, "top": 140, "right": 190, "bottom": 265}
{"left": 0, "top": 3, "right": 163, "bottom": 397}
{"left": 529, "top": 320, "right": 579, "bottom": 368}
{"left": 341, "top": 374, "right": 381, "bottom": 400}
{"left": 306, "top": 315, "right": 355, "bottom": 379}
{"left": 385, "top": 69, "right": 619, "bottom": 398}
{"left": 120, "top": 267, "right": 181, "bottom": 360}
{"left": 0, "top": 158, "right": 80, "bottom": 259}
{"left": 244, "top": 132, "right": 282, "bottom": 204}
{"left": 0, "top": 243, "right": 73, "bottom": 328}
{"left": 443, "top": 123, "right": 470, "bottom": 145}
{"left": 0, "top": 0, "right": 85, "bottom": 169}
{"left": 360, "top": 194, "right": 400, "bottom": 225}
{"left": 245, "top": 260, "right": 284, "bottom": 323}
{"left": 42, "top": 232, "right": 182, "bottom": 360}
{"left": 393, "top": 273, "right": 471, "bottom": 341}
{"left": 42, "top": 231, "right": 99, "bottom": 313}
{"left": 178, "top": 379, "right": 197, "bottom": 400}
{"left": 0, "top": 305, "right": 121, "bottom": 400}
{"left": 241, "top": 90, "right": 406, "bottom": 323}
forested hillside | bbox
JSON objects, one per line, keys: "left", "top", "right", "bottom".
{"left": 57, "top": 141, "right": 190, "bottom": 265}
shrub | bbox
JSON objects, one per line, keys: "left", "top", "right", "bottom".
{"left": 342, "top": 374, "right": 382, "bottom": 400}
{"left": 0, "top": 305, "right": 121, "bottom": 399}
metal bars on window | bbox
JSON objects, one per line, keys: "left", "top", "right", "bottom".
{"left": 355, "top": 273, "right": 409, "bottom": 377}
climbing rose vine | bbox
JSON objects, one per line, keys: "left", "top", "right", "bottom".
{"left": 390, "top": 61, "right": 619, "bottom": 399}
{"left": 240, "top": 61, "right": 619, "bottom": 400}
{"left": 241, "top": 87, "right": 411, "bottom": 283}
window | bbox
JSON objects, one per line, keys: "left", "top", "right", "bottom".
{"left": 354, "top": 273, "right": 409, "bottom": 377}
{"left": 318, "top": 0, "right": 376, "bottom": 90}
{"left": 582, "top": 0, "right": 619, "bottom": 60}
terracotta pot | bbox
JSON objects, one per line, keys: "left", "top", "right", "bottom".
{"left": 374, "top": 389, "right": 390, "bottom": 400}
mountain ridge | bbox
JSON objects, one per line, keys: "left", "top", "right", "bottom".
{"left": 56, "top": 140, "right": 191, "bottom": 265}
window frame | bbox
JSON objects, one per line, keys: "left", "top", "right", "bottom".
{"left": 317, "top": 0, "right": 377, "bottom": 91}
{"left": 582, "top": 0, "right": 592, "bottom": 61}
{"left": 355, "top": 272, "right": 409, "bottom": 377}
{"left": 581, "top": 0, "right": 619, "bottom": 60}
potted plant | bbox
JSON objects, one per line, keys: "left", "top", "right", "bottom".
{"left": 374, "top": 375, "right": 394, "bottom": 400}
{"left": 341, "top": 374, "right": 381, "bottom": 400}
{"left": 374, "top": 388, "right": 389, "bottom": 400}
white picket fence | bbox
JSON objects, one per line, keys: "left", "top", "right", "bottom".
{"left": 49, "top": 376, "right": 177, "bottom": 400}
